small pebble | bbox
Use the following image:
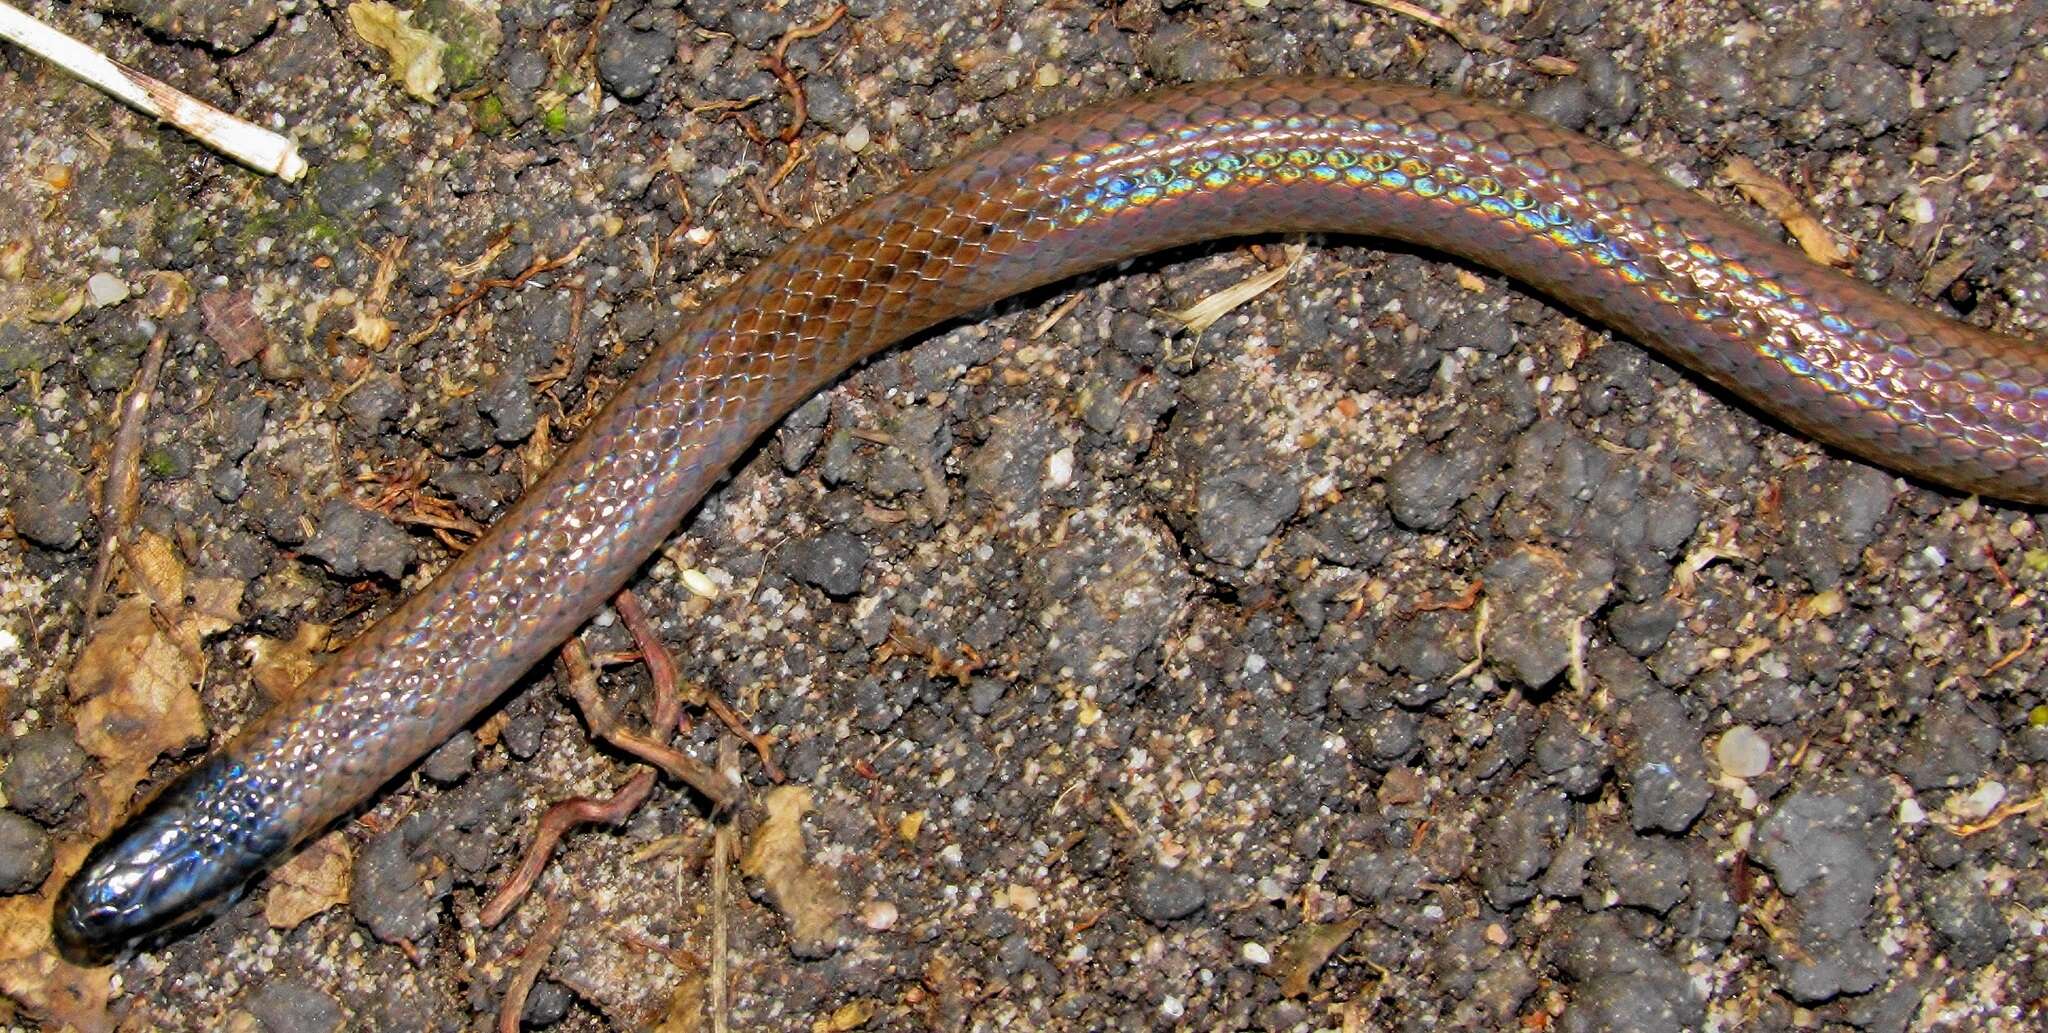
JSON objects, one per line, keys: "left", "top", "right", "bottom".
{"left": 860, "top": 899, "right": 899, "bottom": 931}
{"left": 1715, "top": 726, "right": 1771, "bottom": 779}
{"left": 1953, "top": 781, "right": 2006, "bottom": 822}
{"left": 843, "top": 122, "right": 871, "bottom": 152}
{"left": 1045, "top": 447, "right": 1074, "bottom": 489}
{"left": 681, "top": 568, "right": 719, "bottom": 600}
{"left": 1241, "top": 941, "right": 1271, "bottom": 966}
{"left": 86, "top": 272, "right": 129, "bottom": 307}
{"left": 0, "top": 811, "right": 53, "bottom": 893}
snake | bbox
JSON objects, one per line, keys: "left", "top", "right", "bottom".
{"left": 51, "top": 76, "right": 2048, "bottom": 962}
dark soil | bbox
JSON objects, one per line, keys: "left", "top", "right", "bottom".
{"left": 3, "top": 0, "right": 2047, "bottom": 1030}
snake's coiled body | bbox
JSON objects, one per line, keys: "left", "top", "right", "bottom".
{"left": 54, "top": 78, "right": 2048, "bottom": 960}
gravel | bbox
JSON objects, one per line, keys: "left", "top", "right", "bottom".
{"left": 1125, "top": 863, "right": 1210, "bottom": 925}
{"left": 243, "top": 978, "right": 345, "bottom": 1033}
{"left": 0, "top": 810, "right": 53, "bottom": 894}
{"left": 1753, "top": 775, "right": 1895, "bottom": 1004}
{"left": 303, "top": 500, "right": 417, "bottom": 580}
{"left": 0, "top": 730, "right": 88, "bottom": 826}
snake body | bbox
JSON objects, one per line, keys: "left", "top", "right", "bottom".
{"left": 53, "top": 78, "right": 2048, "bottom": 960}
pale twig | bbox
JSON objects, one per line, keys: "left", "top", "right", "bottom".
{"left": 495, "top": 897, "right": 570, "bottom": 1033}
{"left": 83, "top": 327, "right": 168, "bottom": 622}
{"left": 1347, "top": 0, "right": 1512, "bottom": 55}
{"left": 711, "top": 824, "right": 732, "bottom": 1033}
{"left": 0, "top": 2, "right": 306, "bottom": 179}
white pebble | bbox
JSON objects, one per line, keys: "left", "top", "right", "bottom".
{"left": 860, "top": 899, "right": 898, "bottom": 931}
{"left": 1954, "top": 781, "right": 2006, "bottom": 822}
{"left": 1046, "top": 447, "right": 1074, "bottom": 489}
{"left": 86, "top": 272, "right": 129, "bottom": 307}
{"left": 1898, "top": 797, "right": 1926, "bottom": 825}
{"left": 1241, "top": 942, "right": 1271, "bottom": 966}
{"left": 681, "top": 567, "right": 719, "bottom": 600}
{"left": 843, "top": 122, "right": 870, "bottom": 153}
{"left": 1715, "top": 725, "right": 1771, "bottom": 779}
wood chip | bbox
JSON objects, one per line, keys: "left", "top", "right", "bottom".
{"left": 1719, "top": 156, "right": 1852, "bottom": 268}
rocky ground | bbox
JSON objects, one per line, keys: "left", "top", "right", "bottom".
{"left": 3, "top": 0, "right": 2048, "bottom": 1030}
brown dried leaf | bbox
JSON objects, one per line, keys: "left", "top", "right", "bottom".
{"left": 69, "top": 535, "right": 242, "bottom": 829}
{"left": 247, "top": 623, "right": 332, "bottom": 703}
{"left": 1156, "top": 243, "right": 1304, "bottom": 335}
{"left": 123, "top": 529, "right": 186, "bottom": 604}
{"left": 70, "top": 597, "right": 209, "bottom": 828}
{"left": 200, "top": 289, "right": 270, "bottom": 366}
{"left": 1274, "top": 913, "right": 1367, "bottom": 998}
{"left": 264, "top": 833, "right": 352, "bottom": 930}
{"left": 186, "top": 578, "right": 245, "bottom": 640}
{"left": 1719, "top": 156, "right": 1853, "bottom": 268}
{"left": 812, "top": 999, "right": 877, "bottom": 1032}
{"left": 740, "top": 786, "right": 849, "bottom": 958}
{"left": 650, "top": 973, "right": 707, "bottom": 1033}
{"left": 0, "top": 841, "right": 112, "bottom": 1033}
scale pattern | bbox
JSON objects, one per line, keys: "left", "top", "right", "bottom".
{"left": 54, "top": 77, "right": 2048, "bottom": 960}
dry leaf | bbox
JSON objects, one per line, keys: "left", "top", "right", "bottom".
{"left": 1157, "top": 243, "right": 1305, "bottom": 335}
{"left": 264, "top": 833, "right": 352, "bottom": 929}
{"left": 69, "top": 596, "right": 209, "bottom": 825}
{"left": 1719, "top": 156, "right": 1852, "bottom": 268}
{"left": 348, "top": 2, "right": 448, "bottom": 101}
{"left": 69, "top": 533, "right": 242, "bottom": 828}
{"left": 740, "top": 786, "right": 849, "bottom": 958}
{"left": 650, "top": 973, "right": 707, "bottom": 1033}
{"left": 123, "top": 529, "right": 186, "bottom": 603}
{"left": 0, "top": 841, "right": 112, "bottom": 1033}
{"left": 186, "top": 578, "right": 246, "bottom": 639}
{"left": 247, "top": 622, "right": 332, "bottom": 703}
{"left": 1273, "top": 913, "right": 1366, "bottom": 998}
{"left": 200, "top": 290, "right": 270, "bottom": 366}
{"left": 812, "top": 999, "right": 877, "bottom": 1032}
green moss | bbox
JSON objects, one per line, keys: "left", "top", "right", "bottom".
{"left": 0, "top": 321, "right": 55, "bottom": 390}
{"left": 472, "top": 93, "right": 506, "bottom": 135}
{"left": 543, "top": 101, "right": 570, "bottom": 133}
{"left": 143, "top": 448, "right": 178, "bottom": 477}
{"left": 417, "top": 0, "right": 505, "bottom": 91}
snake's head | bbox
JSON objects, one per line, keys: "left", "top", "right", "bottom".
{"left": 53, "top": 757, "right": 286, "bottom": 965}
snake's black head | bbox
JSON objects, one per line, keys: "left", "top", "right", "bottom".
{"left": 53, "top": 757, "right": 287, "bottom": 965}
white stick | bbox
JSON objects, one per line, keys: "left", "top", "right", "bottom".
{"left": 0, "top": 2, "right": 306, "bottom": 180}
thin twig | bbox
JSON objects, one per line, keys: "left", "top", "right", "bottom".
{"left": 1346, "top": 0, "right": 1512, "bottom": 55}
{"left": 557, "top": 638, "right": 741, "bottom": 807}
{"left": 616, "top": 589, "right": 782, "bottom": 785}
{"left": 402, "top": 238, "right": 590, "bottom": 348}
{"left": 83, "top": 327, "right": 169, "bottom": 622}
{"left": 613, "top": 591, "right": 680, "bottom": 730}
{"left": 703, "top": 692, "right": 785, "bottom": 784}
{"left": 710, "top": 814, "right": 732, "bottom": 1033}
{"left": 481, "top": 770, "right": 656, "bottom": 927}
{"left": 495, "top": 896, "right": 571, "bottom": 1033}
{"left": 0, "top": 2, "right": 305, "bottom": 178}
{"left": 761, "top": 3, "right": 846, "bottom": 144}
